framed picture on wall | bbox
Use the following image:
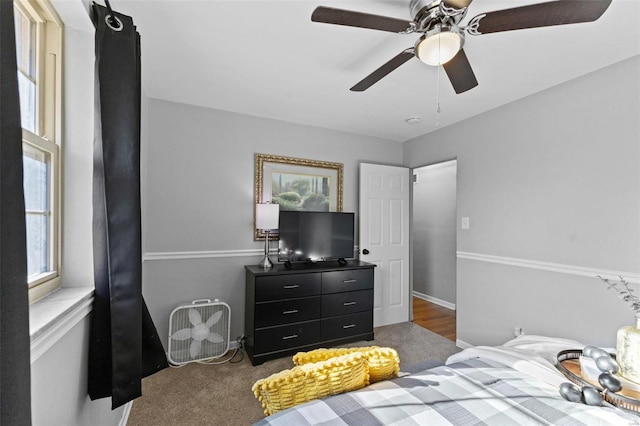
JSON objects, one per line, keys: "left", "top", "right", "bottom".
{"left": 254, "top": 153, "right": 343, "bottom": 240}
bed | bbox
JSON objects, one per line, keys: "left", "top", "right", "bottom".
{"left": 254, "top": 336, "right": 639, "bottom": 425}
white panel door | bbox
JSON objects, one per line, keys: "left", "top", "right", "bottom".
{"left": 359, "top": 163, "right": 410, "bottom": 327}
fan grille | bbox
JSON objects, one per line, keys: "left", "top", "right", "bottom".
{"left": 168, "top": 300, "right": 231, "bottom": 365}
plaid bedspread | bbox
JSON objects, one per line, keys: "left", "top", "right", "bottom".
{"left": 254, "top": 358, "right": 639, "bottom": 425}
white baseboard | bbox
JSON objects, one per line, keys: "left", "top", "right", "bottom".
{"left": 456, "top": 339, "right": 473, "bottom": 349}
{"left": 413, "top": 291, "right": 455, "bottom": 310}
{"left": 119, "top": 401, "right": 133, "bottom": 426}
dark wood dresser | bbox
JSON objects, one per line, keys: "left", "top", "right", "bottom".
{"left": 244, "top": 260, "right": 375, "bottom": 365}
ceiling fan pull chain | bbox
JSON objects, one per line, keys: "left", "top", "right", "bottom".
{"left": 435, "top": 37, "right": 441, "bottom": 127}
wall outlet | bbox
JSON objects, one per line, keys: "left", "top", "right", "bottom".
{"left": 513, "top": 327, "right": 523, "bottom": 337}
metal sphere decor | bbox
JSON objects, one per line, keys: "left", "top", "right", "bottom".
{"left": 559, "top": 346, "right": 622, "bottom": 406}
{"left": 559, "top": 382, "right": 582, "bottom": 402}
{"left": 581, "top": 386, "right": 604, "bottom": 406}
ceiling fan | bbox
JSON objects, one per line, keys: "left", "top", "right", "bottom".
{"left": 311, "top": 0, "right": 612, "bottom": 93}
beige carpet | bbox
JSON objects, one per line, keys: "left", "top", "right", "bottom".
{"left": 127, "top": 322, "right": 460, "bottom": 426}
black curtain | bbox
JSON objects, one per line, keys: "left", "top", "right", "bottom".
{"left": 0, "top": 0, "right": 32, "bottom": 424}
{"left": 89, "top": 3, "right": 167, "bottom": 409}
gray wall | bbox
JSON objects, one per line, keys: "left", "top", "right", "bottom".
{"left": 412, "top": 161, "right": 457, "bottom": 306}
{"left": 142, "top": 98, "right": 403, "bottom": 348}
{"left": 31, "top": 318, "right": 121, "bottom": 425}
{"left": 403, "top": 56, "right": 640, "bottom": 347}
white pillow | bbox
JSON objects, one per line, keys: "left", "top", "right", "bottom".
{"left": 501, "top": 335, "right": 584, "bottom": 365}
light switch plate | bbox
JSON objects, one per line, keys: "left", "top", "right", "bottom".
{"left": 461, "top": 217, "right": 469, "bottom": 230}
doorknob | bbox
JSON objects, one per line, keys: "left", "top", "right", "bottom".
{"left": 362, "top": 249, "right": 369, "bottom": 255}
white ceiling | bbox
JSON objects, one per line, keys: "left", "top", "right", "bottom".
{"left": 58, "top": 0, "right": 640, "bottom": 142}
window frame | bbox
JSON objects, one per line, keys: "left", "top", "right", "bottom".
{"left": 15, "top": 0, "right": 63, "bottom": 303}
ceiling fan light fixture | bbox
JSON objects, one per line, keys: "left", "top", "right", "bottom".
{"left": 416, "top": 26, "right": 463, "bottom": 66}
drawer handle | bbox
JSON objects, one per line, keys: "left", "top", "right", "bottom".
{"left": 342, "top": 324, "right": 356, "bottom": 329}
{"left": 282, "top": 334, "right": 298, "bottom": 340}
{"left": 343, "top": 279, "right": 357, "bottom": 283}
{"left": 282, "top": 309, "right": 299, "bottom": 315}
{"left": 283, "top": 284, "right": 300, "bottom": 289}
{"left": 343, "top": 302, "right": 356, "bottom": 306}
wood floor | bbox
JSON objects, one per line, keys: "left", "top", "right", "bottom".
{"left": 412, "top": 297, "right": 456, "bottom": 342}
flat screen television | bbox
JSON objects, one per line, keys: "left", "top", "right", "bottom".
{"left": 278, "top": 211, "right": 354, "bottom": 265}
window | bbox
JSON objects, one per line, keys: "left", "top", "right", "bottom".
{"left": 14, "top": 0, "right": 62, "bottom": 302}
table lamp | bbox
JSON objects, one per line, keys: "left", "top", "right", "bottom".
{"left": 256, "top": 203, "right": 279, "bottom": 268}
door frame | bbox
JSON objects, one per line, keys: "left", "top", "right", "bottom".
{"left": 409, "top": 158, "right": 459, "bottom": 317}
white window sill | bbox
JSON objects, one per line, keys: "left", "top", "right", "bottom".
{"left": 30, "top": 287, "right": 94, "bottom": 364}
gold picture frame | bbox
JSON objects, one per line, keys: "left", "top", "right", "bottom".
{"left": 254, "top": 153, "right": 344, "bottom": 240}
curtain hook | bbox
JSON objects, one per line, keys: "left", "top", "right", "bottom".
{"left": 104, "top": 0, "right": 123, "bottom": 31}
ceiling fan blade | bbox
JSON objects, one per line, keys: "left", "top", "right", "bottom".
{"left": 442, "top": 49, "right": 478, "bottom": 94}
{"left": 468, "top": 0, "right": 612, "bottom": 35}
{"left": 312, "top": 6, "right": 414, "bottom": 33}
{"left": 442, "top": 0, "right": 474, "bottom": 10}
{"left": 350, "top": 49, "right": 415, "bottom": 92}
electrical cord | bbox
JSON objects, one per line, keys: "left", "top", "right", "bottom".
{"left": 168, "top": 335, "right": 246, "bottom": 368}
{"left": 198, "top": 335, "right": 245, "bottom": 365}
{"left": 229, "top": 335, "right": 246, "bottom": 364}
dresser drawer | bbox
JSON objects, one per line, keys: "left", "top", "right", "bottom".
{"left": 321, "top": 290, "right": 373, "bottom": 318}
{"left": 255, "top": 273, "right": 321, "bottom": 302}
{"left": 254, "top": 321, "right": 320, "bottom": 354}
{"left": 255, "top": 297, "right": 321, "bottom": 328}
{"left": 320, "top": 311, "right": 373, "bottom": 342}
{"left": 322, "top": 269, "right": 373, "bottom": 294}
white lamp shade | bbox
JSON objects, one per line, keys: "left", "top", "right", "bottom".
{"left": 256, "top": 203, "right": 279, "bottom": 230}
{"left": 416, "top": 31, "right": 461, "bottom": 66}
